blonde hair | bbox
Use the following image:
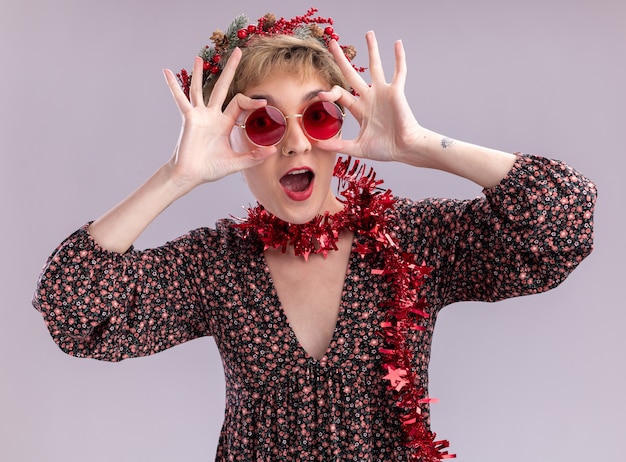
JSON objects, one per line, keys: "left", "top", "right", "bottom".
{"left": 203, "top": 35, "right": 348, "bottom": 106}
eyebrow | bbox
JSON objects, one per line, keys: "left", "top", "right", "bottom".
{"left": 249, "top": 89, "right": 325, "bottom": 106}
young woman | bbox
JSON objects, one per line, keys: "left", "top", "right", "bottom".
{"left": 32, "top": 9, "right": 596, "bottom": 461}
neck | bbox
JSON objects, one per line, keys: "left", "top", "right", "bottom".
{"left": 264, "top": 228, "right": 354, "bottom": 258}
{"left": 235, "top": 157, "right": 393, "bottom": 260}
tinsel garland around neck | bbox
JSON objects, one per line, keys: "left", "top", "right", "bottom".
{"left": 235, "top": 157, "right": 455, "bottom": 461}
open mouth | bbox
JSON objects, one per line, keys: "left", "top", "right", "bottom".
{"left": 280, "top": 169, "right": 314, "bottom": 192}
{"left": 279, "top": 168, "right": 315, "bottom": 201}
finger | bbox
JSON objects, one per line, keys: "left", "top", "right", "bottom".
{"left": 223, "top": 93, "right": 267, "bottom": 121}
{"left": 315, "top": 137, "right": 361, "bottom": 158}
{"left": 318, "top": 86, "right": 364, "bottom": 127}
{"left": 163, "top": 68, "right": 192, "bottom": 113}
{"left": 222, "top": 95, "right": 267, "bottom": 136}
{"left": 235, "top": 146, "right": 277, "bottom": 171}
{"left": 207, "top": 47, "right": 242, "bottom": 108}
{"left": 318, "top": 85, "right": 358, "bottom": 110}
{"left": 328, "top": 39, "right": 369, "bottom": 95}
{"left": 189, "top": 57, "right": 205, "bottom": 107}
{"left": 392, "top": 40, "right": 407, "bottom": 88}
{"left": 365, "top": 31, "right": 386, "bottom": 84}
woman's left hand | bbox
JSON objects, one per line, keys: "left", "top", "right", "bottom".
{"left": 317, "top": 31, "right": 425, "bottom": 164}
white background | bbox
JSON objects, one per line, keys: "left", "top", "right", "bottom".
{"left": 1, "top": 0, "right": 624, "bottom": 460}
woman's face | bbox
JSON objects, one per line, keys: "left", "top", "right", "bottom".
{"left": 232, "top": 71, "right": 343, "bottom": 224}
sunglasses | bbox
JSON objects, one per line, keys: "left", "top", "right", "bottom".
{"left": 237, "top": 101, "right": 345, "bottom": 147}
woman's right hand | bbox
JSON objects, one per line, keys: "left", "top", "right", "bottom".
{"left": 163, "top": 48, "right": 275, "bottom": 190}
{"left": 88, "top": 50, "right": 276, "bottom": 254}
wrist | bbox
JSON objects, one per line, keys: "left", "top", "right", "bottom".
{"left": 161, "top": 159, "right": 202, "bottom": 198}
{"left": 395, "top": 128, "right": 517, "bottom": 188}
{"left": 394, "top": 127, "right": 445, "bottom": 168}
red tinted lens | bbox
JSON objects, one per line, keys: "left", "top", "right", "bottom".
{"left": 302, "top": 101, "right": 343, "bottom": 140}
{"left": 244, "top": 106, "right": 286, "bottom": 146}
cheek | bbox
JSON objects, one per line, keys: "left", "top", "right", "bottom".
{"left": 320, "top": 153, "right": 339, "bottom": 179}
{"left": 241, "top": 169, "right": 253, "bottom": 189}
{"left": 241, "top": 168, "right": 264, "bottom": 198}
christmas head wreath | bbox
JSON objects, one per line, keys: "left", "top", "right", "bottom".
{"left": 176, "top": 7, "right": 365, "bottom": 99}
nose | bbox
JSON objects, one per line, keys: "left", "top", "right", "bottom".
{"left": 280, "top": 116, "right": 312, "bottom": 156}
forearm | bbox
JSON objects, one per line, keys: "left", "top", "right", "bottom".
{"left": 398, "top": 128, "right": 517, "bottom": 189}
{"left": 89, "top": 162, "right": 195, "bottom": 253}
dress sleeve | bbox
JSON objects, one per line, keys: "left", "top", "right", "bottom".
{"left": 395, "top": 154, "right": 596, "bottom": 308}
{"left": 32, "top": 224, "right": 220, "bottom": 361}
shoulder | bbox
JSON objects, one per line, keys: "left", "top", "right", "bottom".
{"left": 143, "top": 219, "right": 259, "bottom": 265}
{"left": 200, "top": 218, "right": 261, "bottom": 255}
{"left": 391, "top": 196, "right": 480, "bottom": 230}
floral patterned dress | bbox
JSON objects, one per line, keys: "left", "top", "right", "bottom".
{"left": 33, "top": 154, "right": 596, "bottom": 461}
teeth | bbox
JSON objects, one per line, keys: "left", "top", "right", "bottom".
{"left": 289, "top": 169, "right": 309, "bottom": 175}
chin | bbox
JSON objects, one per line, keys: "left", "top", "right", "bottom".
{"left": 268, "top": 205, "right": 322, "bottom": 225}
